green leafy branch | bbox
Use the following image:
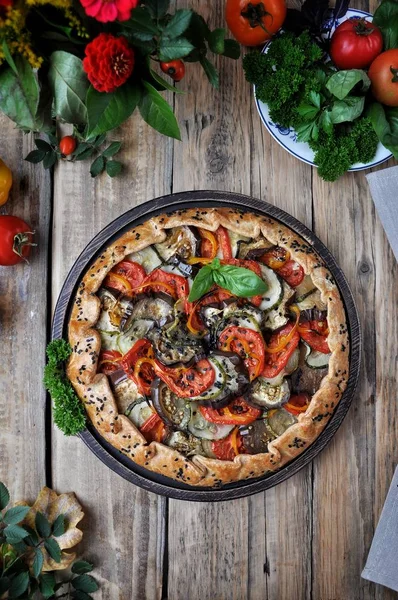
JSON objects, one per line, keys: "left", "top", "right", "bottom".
{"left": 0, "top": 482, "right": 98, "bottom": 599}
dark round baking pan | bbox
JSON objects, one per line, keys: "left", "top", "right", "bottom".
{"left": 52, "top": 190, "right": 361, "bottom": 501}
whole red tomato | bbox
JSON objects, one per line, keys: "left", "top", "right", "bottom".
{"left": 226, "top": 0, "right": 287, "bottom": 46}
{"left": 368, "top": 49, "right": 398, "bottom": 107}
{"left": 59, "top": 135, "right": 77, "bottom": 156}
{"left": 330, "top": 18, "right": 383, "bottom": 70}
{"left": 0, "top": 215, "right": 35, "bottom": 266}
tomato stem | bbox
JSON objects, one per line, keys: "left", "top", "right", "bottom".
{"left": 353, "top": 18, "right": 374, "bottom": 36}
{"left": 241, "top": 2, "right": 273, "bottom": 36}
{"left": 12, "top": 231, "right": 37, "bottom": 263}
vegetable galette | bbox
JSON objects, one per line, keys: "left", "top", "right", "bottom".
{"left": 67, "top": 207, "right": 349, "bottom": 487}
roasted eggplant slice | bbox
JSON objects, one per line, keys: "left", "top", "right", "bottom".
{"left": 240, "top": 420, "right": 276, "bottom": 454}
{"left": 187, "top": 402, "right": 234, "bottom": 440}
{"left": 191, "top": 352, "right": 249, "bottom": 407}
{"left": 165, "top": 430, "right": 205, "bottom": 456}
{"left": 267, "top": 408, "right": 297, "bottom": 436}
{"left": 117, "top": 319, "right": 155, "bottom": 354}
{"left": 155, "top": 226, "right": 200, "bottom": 261}
{"left": 149, "top": 318, "right": 204, "bottom": 366}
{"left": 112, "top": 374, "right": 145, "bottom": 414}
{"left": 228, "top": 231, "right": 251, "bottom": 258}
{"left": 291, "top": 344, "right": 328, "bottom": 394}
{"left": 122, "top": 294, "right": 174, "bottom": 331}
{"left": 247, "top": 377, "right": 290, "bottom": 410}
{"left": 151, "top": 379, "right": 191, "bottom": 429}
{"left": 237, "top": 237, "right": 273, "bottom": 260}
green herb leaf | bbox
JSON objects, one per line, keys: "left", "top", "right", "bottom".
{"left": 44, "top": 538, "right": 62, "bottom": 563}
{"left": 297, "top": 103, "right": 320, "bottom": 121}
{"left": 145, "top": 0, "right": 169, "bottom": 19}
{"left": 74, "top": 147, "right": 95, "bottom": 161}
{"left": 0, "top": 57, "right": 40, "bottom": 131}
{"left": 52, "top": 514, "right": 65, "bottom": 537}
{"left": 188, "top": 265, "right": 214, "bottom": 302}
{"left": 296, "top": 120, "right": 319, "bottom": 142}
{"left": 72, "top": 560, "right": 94, "bottom": 575}
{"left": 102, "top": 142, "right": 122, "bottom": 158}
{"left": 72, "top": 591, "right": 93, "bottom": 600}
{"left": 49, "top": 51, "right": 89, "bottom": 125}
{"left": 4, "top": 524, "right": 29, "bottom": 543}
{"left": 3, "top": 506, "right": 30, "bottom": 526}
{"left": 318, "top": 109, "right": 333, "bottom": 135}
{"left": 93, "top": 133, "right": 107, "bottom": 147}
{"left": 25, "top": 149, "right": 46, "bottom": 164}
{"left": 213, "top": 265, "right": 267, "bottom": 298}
{"left": 1, "top": 40, "right": 18, "bottom": 76}
{"left": 308, "top": 90, "right": 321, "bottom": 108}
{"left": 159, "top": 37, "right": 195, "bottom": 61}
{"left": 0, "top": 482, "right": 10, "bottom": 509}
{"left": 123, "top": 6, "right": 159, "bottom": 39}
{"left": 86, "top": 82, "right": 141, "bottom": 138}
{"left": 200, "top": 57, "right": 219, "bottom": 88}
{"left": 368, "top": 102, "right": 398, "bottom": 159}
{"left": 35, "top": 512, "right": 51, "bottom": 538}
{"left": 90, "top": 155, "right": 105, "bottom": 178}
{"left": 106, "top": 160, "right": 122, "bottom": 177}
{"left": 35, "top": 138, "right": 52, "bottom": 152}
{"left": 222, "top": 39, "right": 240, "bottom": 59}
{"left": 32, "top": 548, "right": 44, "bottom": 579}
{"left": 149, "top": 68, "right": 185, "bottom": 94}
{"left": 330, "top": 96, "right": 365, "bottom": 124}
{"left": 163, "top": 9, "right": 192, "bottom": 38}
{"left": 0, "top": 578, "right": 10, "bottom": 595}
{"left": 39, "top": 573, "right": 56, "bottom": 599}
{"left": 24, "top": 525, "right": 39, "bottom": 546}
{"left": 139, "top": 81, "right": 181, "bottom": 140}
{"left": 72, "top": 574, "right": 99, "bottom": 593}
{"left": 8, "top": 571, "right": 29, "bottom": 599}
{"left": 43, "top": 151, "right": 57, "bottom": 169}
{"left": 208, "top": 28, "right": 226, "bottom": 54}
{"left": 373, "top": 0, "right": 398, "bottom": 50}
{"left": 326, "top": 69, "right": 370, "bottom": 100}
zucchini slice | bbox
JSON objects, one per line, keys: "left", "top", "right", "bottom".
{"left": 222, "top": 302, "right": 263, "bottom": 330}
{"left": 263, "top": 281, "right": 294, "bottom": 330}
{"left": 305, "top": 347, "right": 331, "bottom": 369}
{"left": 165, "top": 431, "right": 205, "bottom": 456}
{"left": 248, "top": 378, "right": 290, "bottom": 409}
{"left": 113, "top": 376, "right": 144, "bottom": 414}
{"left": 98, "top": 329, "right": 120, "bottom": 351}
{"left": 267, "top": 408, "right": 297, "bottom": 437}
{"left": 117, "top": 319, "right": 155, "bottom": 355}
{"left": 187, "top": 403, "right": 234, "bottom": 440}
{"left": 125, "top": 398, "right": 155, "bottom": 428}
{"left": 190, "top": 356, "right": 227, "bottom": 402}
{"left": 126, "top": 246, "right": 163, "bottom": 272}
{"left": 296, "top": 289, "right": 327, "bottom": 311}
{"left": 295, "top": 275, "right": 316, "bottom": 303}
{"left": 259, "top": 264, "right": 284, "bottom": 311}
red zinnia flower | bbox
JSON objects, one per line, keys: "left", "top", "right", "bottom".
{"left": 80, "top": 0, "right": 138, "bottom": 22}
{"left": 83, "top": 34, "right": 135, "bottom": 93}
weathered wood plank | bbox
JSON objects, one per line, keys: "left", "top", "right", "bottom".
{"left": 167, "top": 3, "right": 313, "bottom": 600}
{"left": 51, "top": 114, "right": 173, "bottom": 599}
{"left": 0, "top": 116, "right": 49, "bottom": 503}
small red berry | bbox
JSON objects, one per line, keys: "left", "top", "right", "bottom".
{"left": 160, "top": 60, "right": 185, "bottom": 82}
{"left": 59, "top": 136, "right": 77, "bottom": 156}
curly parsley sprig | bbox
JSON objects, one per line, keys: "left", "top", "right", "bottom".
{"left": 44, "top": 340, "right": 86, "bottom": 436}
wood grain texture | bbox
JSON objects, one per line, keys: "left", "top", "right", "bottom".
{"left": 0, "top": 115, "right": 50, "bottom": 503}
{"left": 51, "top": 113, "right": 173, "bottom": 600}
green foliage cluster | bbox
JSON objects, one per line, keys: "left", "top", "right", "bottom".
{"left": 43, "top": 340, "right": 86, "bottom": 436}
{"left": 0, "top": 482, "right": 98, "bottom": 599}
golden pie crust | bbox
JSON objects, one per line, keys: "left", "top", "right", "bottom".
{"left": 66, "top": 208, "right": 349, "bottom": 487}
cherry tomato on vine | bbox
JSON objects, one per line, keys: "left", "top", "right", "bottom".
{"left": 59, "top": 136, "right": 77, "bottom": 156}
{"left": 0, "top": 215, "right": 35, "bottom": 266}
{"left": 160, "top": 60, "right": 186, "bottom": 82}
{"left": 368, "top": 49, "right": 398, "bottom": 107}
{"left": 226, "top": 0, "right": 287, "bottom": 47}
{"left": 330, "top": 18, "right": 383, "bottom": 70}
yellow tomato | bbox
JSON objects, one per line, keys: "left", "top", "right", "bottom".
{"left": 0, "top": 158, "right": 12, "bottom": 206}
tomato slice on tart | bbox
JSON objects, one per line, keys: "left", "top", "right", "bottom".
{"left": 277, "top": 260, "right": 304, "bottom": 287}
{"left": 104, "top": 260, "right": 146, "bottom": 295}
{"left": 218, "top": 325, "right": 265, "bottom": 380}
{"left": 155, "top": 358, "right": 216, "bottom": 398}
{"left": 284, "top": 393, "right": 311, "bottom": 416}
{"left": 121, "top": 339, "right": 156, "bottom": 395}
{"left": 215, "top": 226, "right": 233, "bottom": 259}
{"left": 262, "top": 322, "right": 300, "bottom": 378}
{"left": 98, "top": 350, "right": 123, "bottom": 375}
{"left": 299, "top": 320, "right": 330, "bottom": 354}
{"left": 140, "top": 412, "right": 167, "bottom": 443}
{"left": 200, "top": 397, "right": 261, "bottom": 425}
{"left": 211, "top": 428, "right": 243, "bottom": 460}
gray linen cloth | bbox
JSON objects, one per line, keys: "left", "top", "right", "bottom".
{"left": 366, "top": 166, "right": 398, "bottom": 262}
{"left": 362, "top": 466, "right": 398, "bottom": 591}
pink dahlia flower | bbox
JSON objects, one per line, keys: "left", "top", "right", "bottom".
{"left": 80, "top": 0, "right": 138, "bottom": 23}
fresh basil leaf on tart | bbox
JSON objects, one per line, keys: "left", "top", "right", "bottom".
{"left": 66, "top": 208, "right": 349, "bottom": 487}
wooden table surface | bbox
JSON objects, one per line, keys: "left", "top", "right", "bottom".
{"left": 1, "top": 1, "right": 397, "bottom": 598}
